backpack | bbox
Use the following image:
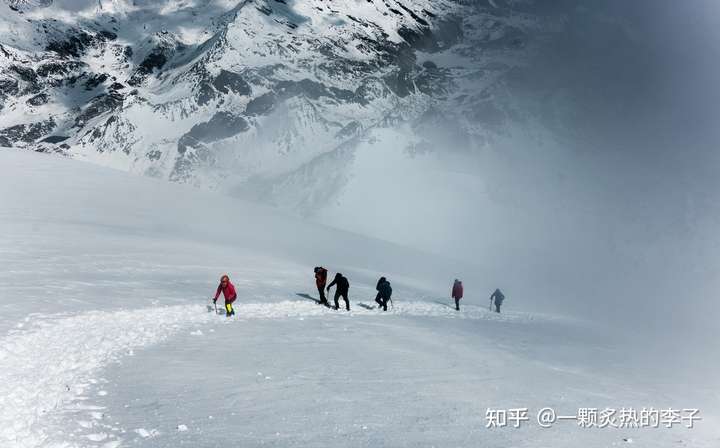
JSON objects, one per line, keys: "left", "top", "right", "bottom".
{"left": 453, "top": 281, "right": 463, "bottom": 298}
{"left": 382, "top": 281, "right": 392, "bottom": 298}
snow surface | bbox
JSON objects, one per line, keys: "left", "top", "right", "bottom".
{"left": 1, "top": 149, "right": 718, "bottom": 447}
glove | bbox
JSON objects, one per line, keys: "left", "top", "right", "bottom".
{"left": 212, "top": 298, "right": 217, "bottom": 304}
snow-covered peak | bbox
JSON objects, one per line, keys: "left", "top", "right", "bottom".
{"left": 0, "top": 0, "right": 568, "bottom": 252}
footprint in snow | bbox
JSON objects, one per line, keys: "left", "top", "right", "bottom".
{"left": 135, "top": 428, "right": 159, "bottom": 438}
{"left": 85, "top": 432, "right": 108, "bottom": 441}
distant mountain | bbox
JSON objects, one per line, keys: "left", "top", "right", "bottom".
{"left": 0, "top": 1, "right": 558, "bottom": 174}
{"left": 1, "top": 0, "right": 624, "bottom": 252}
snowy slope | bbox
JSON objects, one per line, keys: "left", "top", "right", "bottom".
{"left": 0, "top": 0, "right": 467, "bottom": 178}
{"left": 0, "top": 0, "right": 568, "bottom": 243}
{"left": 1, "top": 150, "right": 719, "bottom": 447}
{"left": 2, "top": 0, "right": 662, "bottom": 278}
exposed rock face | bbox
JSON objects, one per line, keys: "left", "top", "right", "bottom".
{"left": 0, "top": 118, "right": 55, "bottom": 146}
{"left": 212, "top": 70, "right": 251, "bottom": 96}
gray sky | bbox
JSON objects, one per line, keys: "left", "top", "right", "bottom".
{"left": 547, "top": 0, "right": 719, "bottom": 337}
{"left": 436, "top": 0, "right": 720, "bottom": 347}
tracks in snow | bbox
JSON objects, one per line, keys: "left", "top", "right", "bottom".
{"left": 0, "top": 300, "right": 562, "bottom": 447}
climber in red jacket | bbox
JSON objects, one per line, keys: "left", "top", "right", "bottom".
{"left": 213, "top": 274, "right": 237, "bottom": 317}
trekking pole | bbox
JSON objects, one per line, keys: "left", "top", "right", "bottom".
{"left": 213, "top": 299, "right": 218, "bottom": 314}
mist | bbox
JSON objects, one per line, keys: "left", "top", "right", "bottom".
{"left": 303, "top": 0, "right": 720, "bottom": 356}
{"left": 2, "top": 1, "right": 720, "bottom": 445}
{"left": 18, "top": 0, "right": 716, "bottom": 344}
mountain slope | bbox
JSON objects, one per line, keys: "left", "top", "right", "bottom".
{"left": 2, "top": 148, "right": 718, "bottom": 448}
{"left": 6, "top": 0, "right": 717, "bottom": 332}
{"left": 0, "top": 0, "right": 556, "bottom": 188}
